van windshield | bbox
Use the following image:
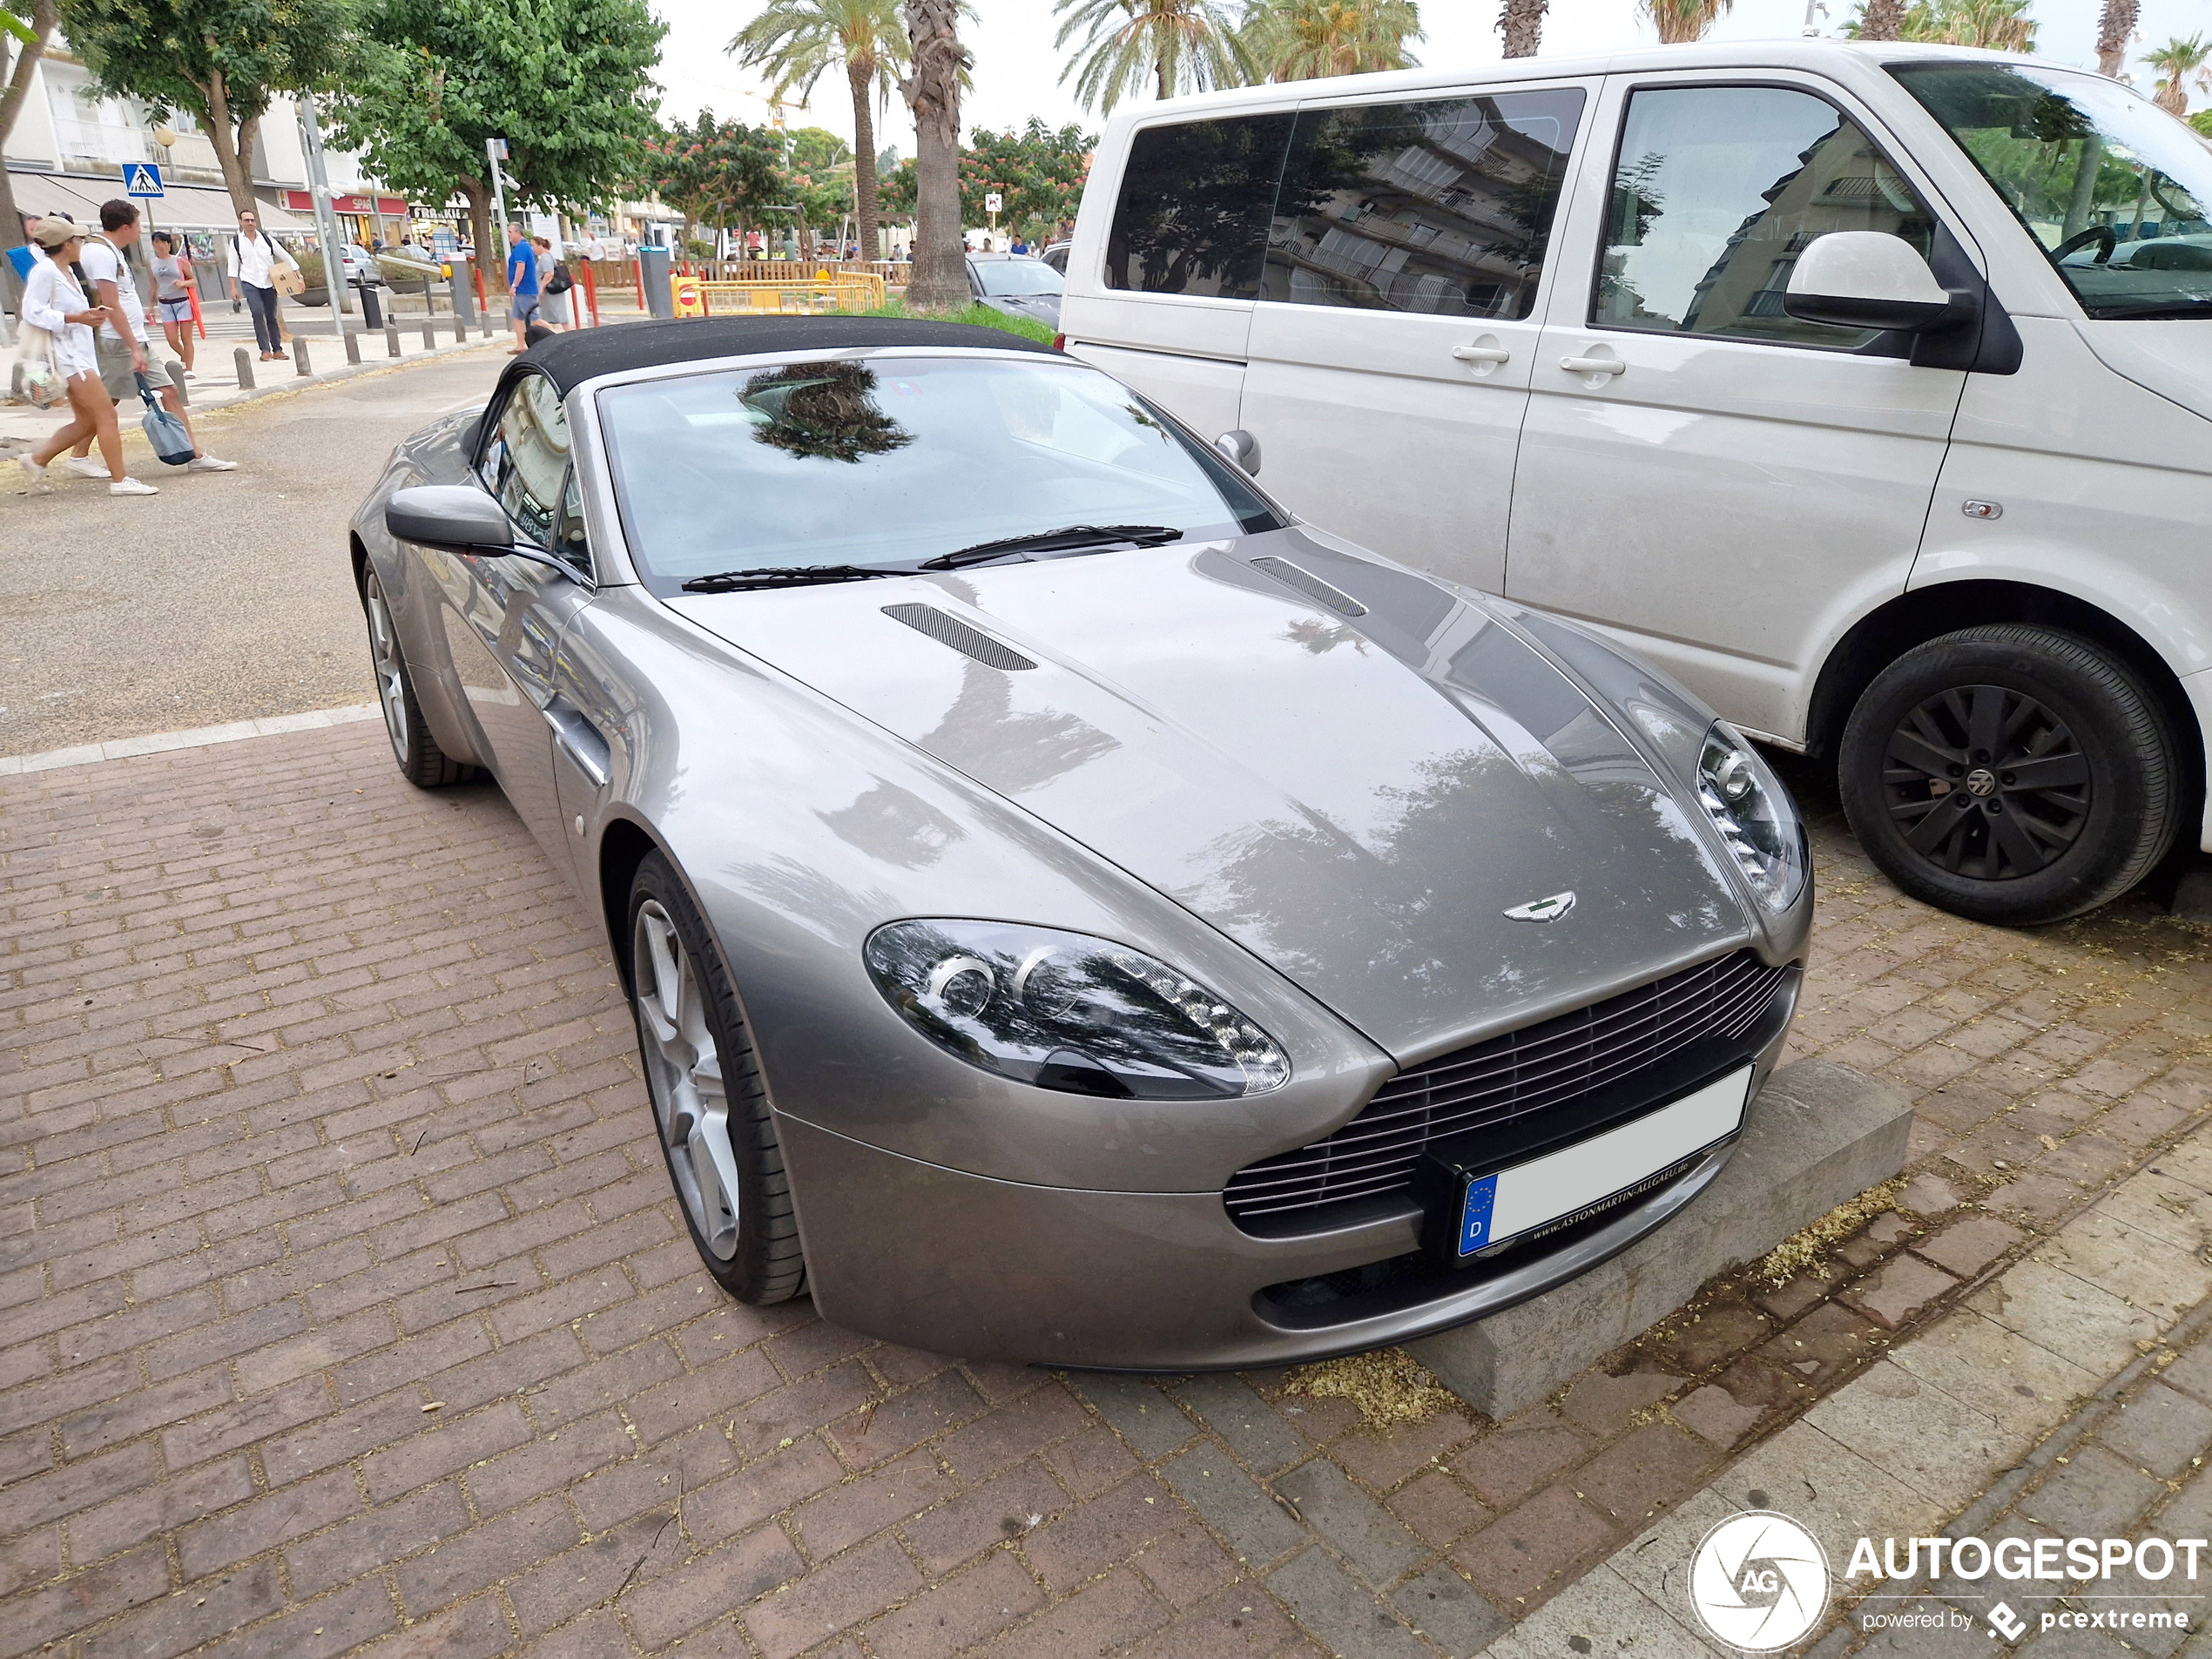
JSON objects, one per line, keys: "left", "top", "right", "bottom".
{"left": 1892, "top": 63, "right": 2211, "bottom": 320}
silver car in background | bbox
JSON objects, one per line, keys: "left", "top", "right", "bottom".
{"left": 350, "top": 318, "right": 1810, "bottom": 1369}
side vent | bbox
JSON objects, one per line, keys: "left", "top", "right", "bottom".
{"left": 1251, "top": 556, "right": 1367, "bottom": 618}
{"left": 881, "top": 604, "right": 1038, "bottom": 671}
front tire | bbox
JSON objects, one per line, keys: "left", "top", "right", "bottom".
{"left": 1839, "top": 624, "right": 2179, "bottom": 926}
{"left": 625, "top": 852, "right": 806, "bottom": 1304}
{"left": 361, "top": 568, "right": 477, "bottom": 788}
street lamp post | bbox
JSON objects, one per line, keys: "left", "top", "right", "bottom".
{"left": 296, "top": 91, "right": 356, "bottom": 321}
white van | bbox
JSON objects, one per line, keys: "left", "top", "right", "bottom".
{"left": 1061, "top": 41, "right": 2210, "bottom": 927}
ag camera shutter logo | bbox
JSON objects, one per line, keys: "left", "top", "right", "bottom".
{"left": 1689, "top": 1511, "right": 1831, "bottom": 1650}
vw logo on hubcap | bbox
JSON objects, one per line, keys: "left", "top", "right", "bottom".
{"left": 1964, "top": 767, "right": 1999, "bottom": 798}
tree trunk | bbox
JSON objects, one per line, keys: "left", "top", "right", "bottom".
{"left": 456, "top": 173, "right": 495, "bottom": 293}
{"left": 2094, "top": 0, "right": 2137, "bottom": 75}
{"left": 1856, "top": 0, "right": 1907, "bottom": 39}
{"left": 193, "top": 64, "right": 261, "bottom": 219}
{"left": 1498, "top": 0, "right": 1547, "bottom": 57}
{"left": 2154, "top": 81, "right": 2186, "bottom": 115}
{"left": 1, "top": 0, "right": 56, "bottom": 257}
{"left": 900, "top": 0, "right": 968, "bottom": 310}
{"left": 849, "top": 62, "right": 881, "bottom": 263}
{"left": 1157, "top": 51, "right": 1171, "bottom": 99}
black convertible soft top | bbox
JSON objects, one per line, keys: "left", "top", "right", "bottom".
{"left": 516, "top": 316, "right": 1056, "bottom": 396}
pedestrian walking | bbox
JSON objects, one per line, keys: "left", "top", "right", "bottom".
{"left": 148, "top": 230, "right": 198, "bottom": 376}
{"left": 66, "top": 200, "right": 236, "bottom": 478}
{"left": 534, "top": 236, "right": 570, "bottom": 330}
{"left": 12, "top": 218, "right": 158, "bottom": 495}
{"left": 226, "top": 208, "right": 295, "bottom": 361}
{"left": 505, "top": 222, "right": 539, "bottom": 354}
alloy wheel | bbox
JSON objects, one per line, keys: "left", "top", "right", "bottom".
{"left": 364, "top": 573, "right": 410, "bottom": 765}
{"left": 1879, "top": 683, "right": 2091, "bottom": 880}
{"left": 632, "top": 900, "right": 741, "bottom": 1260}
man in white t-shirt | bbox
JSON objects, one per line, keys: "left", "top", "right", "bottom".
{"left": 66, "top": 199, "right": 238, "bottom": 475}
{"left": 583, "top": 233, "right": 607, "bottom": 263}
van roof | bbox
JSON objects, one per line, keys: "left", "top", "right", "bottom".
{"left": 1103, "top": 39, "right": 2096, "bottom": 122}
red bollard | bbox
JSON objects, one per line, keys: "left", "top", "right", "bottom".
{"left": 583, "top": 259, "right": 601, "bottom": 328}
{"left": 475, "top": 265, "right": 488, "bottom": 317}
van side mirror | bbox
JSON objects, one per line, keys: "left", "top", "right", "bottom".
{"left": 387, "top": 484, "right": 515, "bottom": 554}
{"left": 1784, "top": 232, "right": 1962, "bottom": 333}
{"left": 1214, "top": 429, "right": 1262, "bottom": 476}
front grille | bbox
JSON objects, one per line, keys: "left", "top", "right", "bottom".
{"left": 1224, "top": 950, "right": 1791, "bottom": 1222}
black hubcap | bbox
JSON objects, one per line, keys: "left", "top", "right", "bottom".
{"left": 1880, "top": 684, "right": 2090, "bottom": 880}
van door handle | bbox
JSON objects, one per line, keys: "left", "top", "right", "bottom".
{"left": 1451, "top": 342, "right": 1511, "bottom": 364}
{"left": 1560, "top": 354, "right": 1626, "bottom": 379}
{"left": 543, "top": 705, "right": 610, "bottom": 788}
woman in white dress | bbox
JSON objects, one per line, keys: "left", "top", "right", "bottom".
{"left": 17, "top": 218, "right": 157, "bottom": 495}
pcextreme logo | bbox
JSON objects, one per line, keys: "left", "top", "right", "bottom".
{"left": 1689, "top": 1512, "right": 1831, "bottom": 1651}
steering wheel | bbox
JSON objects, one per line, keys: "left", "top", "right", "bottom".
{"left": 2052, "top": 225, "right": 2117, "bottom": 264}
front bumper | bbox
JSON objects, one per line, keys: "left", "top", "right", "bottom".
{"left": 779, "top": 986, "right": 1797, "bottom": 1369}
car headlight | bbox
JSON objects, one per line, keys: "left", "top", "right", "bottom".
{"left": 1696, "top": 724, "right": 1807, "bottom": 911}
{"left": 864, "top": 920, "right": 1291, "bottom": 1100}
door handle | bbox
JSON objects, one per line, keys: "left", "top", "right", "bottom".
{"left": 1451, "top": 342, "right": 1511, "bottom": 365}
{"left": 1559, "top": 354, "right": 1625, "bottom": 378}
{"left": 543, "top": 705, "right": 610, "bottom": 788}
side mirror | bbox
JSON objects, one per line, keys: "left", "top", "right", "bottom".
{"left": 1214, "top": 428, "right": 1262, "bottom": 476}
{"left": 386, "top": 484, "right": 514, "bottom": 554}
{"left": 1784, "top": 232, "right": 1961, "bottom": 333}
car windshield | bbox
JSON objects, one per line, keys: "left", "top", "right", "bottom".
{"left": 973, "top": 260, "right": 1064, "bottom": 296}
{"left": 597, "top": 354, "right": 1275, "bottom": 593}
{"left": 1892, "top": 62, "right": 2212, "bottom": 320}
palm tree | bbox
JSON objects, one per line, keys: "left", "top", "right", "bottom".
{"left": 1854, "top": 0, "right": 1906, "bottom": 38}
{"left": 1498, "top": 0, "right": 1547, "bottom": 57}
{"left": 2144, "top": 33, "right": 2211, "bottom": 117}
{"left": 732, "top": 0, "right": 908, "bottom": 262}
{"left": 1242, "top": 0, "right": 1423, "bottom": 81}
{"left": 900, "top": 0, "right": 968, "bottom": 307}
{"left": 1643, "top": 0, "right": 1731, "bottom": 44}
{"left": 1845, "top": 0, "right": 2033, "bottom": 49}
{"left": 2094, "top": 0, "right": 2138, "bottom": 76}
{"left": 1053, "top": 0, "right": 1250, "bottom": 113}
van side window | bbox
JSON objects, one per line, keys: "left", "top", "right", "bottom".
{"left": 1595, "top": 85, "right": 1938, "bottom": 349}
{"left": 1263, "top": 89, "right": 1584, "bottom": 320}
{"left": 1105, "top": 114, "right": 1294, "bottom": 298}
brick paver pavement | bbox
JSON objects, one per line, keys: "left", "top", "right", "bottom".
{"left": 3, "top": 725, "right": 2207, "bottom": 1657}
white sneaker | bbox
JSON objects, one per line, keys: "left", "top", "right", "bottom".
{"left": 17, "top": 456, "right": 49, "bottom": 489}
{"left": 183, "top": 369, "right": 199, "bottom": 380}
{"left": 185, "top": 455, "right": 239, "bottom": 472}
{"left": 109, "top": 476, "right": 159, "bottom": 496}
{"left": 64, "top": 456, "right": 109, "bottom": 479}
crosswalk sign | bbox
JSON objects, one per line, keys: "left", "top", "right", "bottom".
{"left": 122, "top": 163, "right": 164, "bottom": 198}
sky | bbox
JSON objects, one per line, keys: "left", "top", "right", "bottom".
{"left": 650, "top": 0, "right": 2210, "bottom": 158}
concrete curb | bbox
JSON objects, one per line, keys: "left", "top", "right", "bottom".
{"left": 0, "top": 703, "right": 381, "bottom": 775}
{"left": 1482, "top": 1134, "right": 2212, "bottom": 1654}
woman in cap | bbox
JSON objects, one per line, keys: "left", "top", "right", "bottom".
{"left": 17, "top": 218, "right": 158, "bottom": 495}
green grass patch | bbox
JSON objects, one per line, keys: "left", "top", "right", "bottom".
{"left": 834, "top": 296, "right": 1057, "bottom": 345}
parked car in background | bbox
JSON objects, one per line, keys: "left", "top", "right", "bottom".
{"left": 967, "top": 251, "right": 1063, "bottom": 328}
{"left": 1062, "top": 40, "right": 2212, "bottom": 927}
{"left": 350, "top": 317, "right": 1807, "bottom": 1368}
{"left": 1041, "top": 240, "right": 1072, "bottom": 275}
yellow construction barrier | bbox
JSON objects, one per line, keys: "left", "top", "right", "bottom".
{"left": 671, "top": 273, "right": 889, "bottom": 317}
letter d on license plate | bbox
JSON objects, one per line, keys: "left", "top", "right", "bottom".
{"left": 1449, "top": 1066, "right": 1753, "bottom": 1259}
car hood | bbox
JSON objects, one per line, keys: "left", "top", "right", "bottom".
{"left": 2076, "top": 319, "right": 2212, "bottom": 430}
{"left": 667, "top": 532, "right": 1749, "bottom": 1060}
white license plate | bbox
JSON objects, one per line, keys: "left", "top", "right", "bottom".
{"left": 1456, "top": 1065, "right": 1754, "bottom": 1258}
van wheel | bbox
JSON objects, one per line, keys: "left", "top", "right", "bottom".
{"left": 1839, "top": 625, "right": 2178, "bottom": 926}
{"left": 625, "top": 851, "right": 806, "bottom": 1304}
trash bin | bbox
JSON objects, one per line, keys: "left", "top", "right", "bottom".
{"left": 639, "top": 246, "right": 673, "bottom": 320}
{"left": 353, "top": 279, "right": 383, "bottom": 330}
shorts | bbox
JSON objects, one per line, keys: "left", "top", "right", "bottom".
{"left": 94, "top": 335, "right": 137, "bottom": 401}
{"left": 510, "top": 293, "right": 540, "bottom": 324}
{"left": 154, "top": 296, "right": 193, "bottom": 324}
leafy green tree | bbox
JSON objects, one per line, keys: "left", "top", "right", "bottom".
{"left": 877, "top": 152, "right": 917, "bottom": 219}
{"left": 327, "top": 0, "right": 664, "bottom": 284}
{"left": 2145, "top": 33, "right": 2210, "bottom": 116}
{"left": 1, "top": 0, "right": 57, "bottom": 249}
{"left": 1053, "top": 0, "right": 1248, "bottom": 112}
{"left": 57, "top": 0, "right": 353, "bottom": 215}
{"left": 783, "top": 125, "right": 854, "bottom": 253}
{"left": 958, "top": 118, "right": 1092, "bottom": 240}
{"left": 643, "top": 111, "right": 783, "bottom": 251}
{"left": 731, "top": 0, "right": 906, "bottom": 260}
{"left": 2194, "top": 108, "right": 2212, "bottom": 138}
{"left": 1242, "top": 0, "right": 1421, "bottom": 81}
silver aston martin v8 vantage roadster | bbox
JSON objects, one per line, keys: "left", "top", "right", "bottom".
{"left": 351, "top": 317, "right": 1811, "bottom": 1369}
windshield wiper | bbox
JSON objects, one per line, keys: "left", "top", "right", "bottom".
{"left": 2087, "top": 302, "right": 2212, "bottom": 320}
{"left": 921, "top": 524, "right": 1184, "bottom": 570}
{"left": 680, "top": 563, "right": 904, "bottom": 593}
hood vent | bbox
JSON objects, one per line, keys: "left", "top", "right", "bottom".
{"left": 882, "top": 604, "right": 1037, "bottom": 671}
{"left": 1251, "top": 556, "right": 1366, "bottom": 618}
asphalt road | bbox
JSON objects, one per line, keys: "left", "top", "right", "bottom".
{"left": 0, "top": 345, "right": 509, "bottom": 757}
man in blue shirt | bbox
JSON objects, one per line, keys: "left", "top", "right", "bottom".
{"left": 505, "top": 222, "right": 538, "bottom": 354}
